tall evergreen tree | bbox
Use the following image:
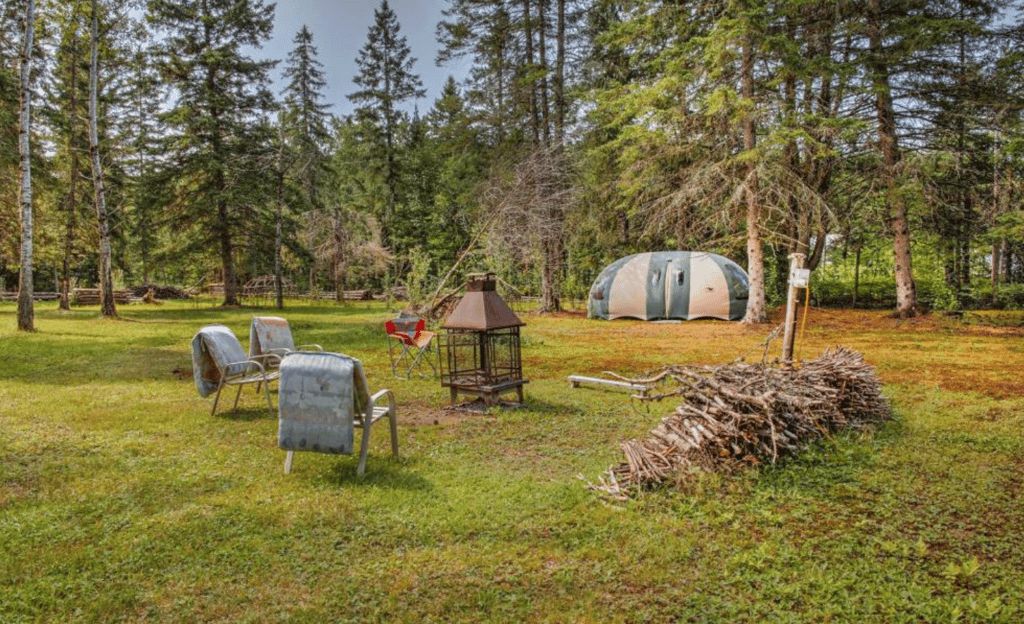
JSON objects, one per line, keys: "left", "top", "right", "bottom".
{"left": 425, "top": 76, "right": 483, "bottom": 271}
{"left": 90, "top": 0, "right": 115, "bottom": 317}
{"left": 281, "top": 25, "right": 332, "bottom": 204}
{"left": 348, "top": 0, "right": 425, "bottom": 252}
{"left": 43, "top": 0, "right": 89, "bottom": 311}
{"left": 280, "top": 25, "right": 332, "bottom": 305}
{"left": 124, "top": 43, "right": 165, "bottom": 286}
{"left": 147, "top": 0, "right": 276, "bottom": 306}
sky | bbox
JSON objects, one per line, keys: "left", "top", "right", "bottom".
{"left": 257, "top": 0, "right": 470, "bottom": 117}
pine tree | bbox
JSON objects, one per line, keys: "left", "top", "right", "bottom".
{"left": 43, "top": 0, "right": 89, "bottom": 311}
{"left": 281, "top": 25, "right": 332, "bottom": 204}
{"left": 348, "top": 0, "right": 425, "bottom": 252}
{"left": 124, "top": 44, "right": 165, "bottom": 286}
{"left": 425, "top": 76, "right": 483, "bottom": 272}
{"left": 147, "top": 0, "right": 277, "bottom": 306}
{"left": 90, "top": 0, "right": 115, "bottom": 317}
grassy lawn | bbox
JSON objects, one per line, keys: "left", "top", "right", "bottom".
{"left": 2, "top": 300, "right": 1022, "bottom": 623}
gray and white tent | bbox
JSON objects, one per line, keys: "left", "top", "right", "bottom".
{"left": 587, "top": 251, "right": 749, "bottom": 321}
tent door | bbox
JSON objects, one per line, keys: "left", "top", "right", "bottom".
{"left": 665, "top": 257, "right": 690, "bottom": 319}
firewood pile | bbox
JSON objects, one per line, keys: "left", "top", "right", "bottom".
{"left": 585, "top": 348, "right": 891, "bottom": 501}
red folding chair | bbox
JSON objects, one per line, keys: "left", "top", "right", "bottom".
{"left": 385, "top": 315, "right": 438, "bottom": 379}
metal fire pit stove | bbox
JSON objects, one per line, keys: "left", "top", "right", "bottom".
{"left": 440, "top": 273, "right": 527, "bottom": 406}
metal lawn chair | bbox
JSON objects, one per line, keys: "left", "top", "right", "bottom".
{"left": 385, "top": 314, "right": 438, "bottom": 378}
{"left": 277, "top": 351, "right": 398, "bottom": 475}
{"left": 191, "top": 324, "right": 281, "bottom": 416}
{"left": 249, "top": 316, "right": 323, "bottom": 371}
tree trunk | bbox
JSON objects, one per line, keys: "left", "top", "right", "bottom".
{"left": 523, "top": 0, "right": 540, "bottom": 144}
{"left": 554, "top": 0, "right": 564, "bottom": 144}
{"left": 740, "top": 34, "right": 767, "bottom": 324}
{"left": 333, "top": 207, "right": 348, "bottom": 303}
{"left": 60, "top": 24, "right": 81, "bottom": 312}
{"left": 274, "top": 125, "right": 285, "bottom": 310}
{"left": 991, "top": 128, "right": 1004, "bottom": 304}
{"left": 537, "top": 0, "right": 550, "bottom": 145}
{"left": 853, "top": 245, "right": 861, "bottom": 308}
{"left": 17, "top": 0, "right": 35, "bottom": 332}
{"left": 540, "top": 216, "right": 561, "bottom": 313}
{"left": 807, "top": 225, "right": 826, "bottom": 271}
{"left": 869, "top": 0, "right": 916, "bottom": 318}
{"left": 90, "top": 0, "right": 116, "bottom": 318}
{"left": 218, "top": 196, "right": 239, "bottom": 306}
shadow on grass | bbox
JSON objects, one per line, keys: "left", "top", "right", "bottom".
{"left": 319, "top": 460, "right": 432, "bottom": 492}
{"left": 211, "top": 404, "right": 278, "bottom": 422}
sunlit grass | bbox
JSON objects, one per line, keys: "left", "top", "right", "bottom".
{"left": 2, "top": 301, "right": 1022, "bottom": 622}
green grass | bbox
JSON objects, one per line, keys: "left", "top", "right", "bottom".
{"left": 2, "top": 301, "right": 1022, "bottom": 623}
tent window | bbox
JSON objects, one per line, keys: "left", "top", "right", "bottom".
{"left": 724, "top": 264, "right": 749, "bottom": 300}
{"left": 676, "top": 271, "right": 686, "bottom": 286}
{"left": 651, "top": 269, "right": 662, "bottom": 288}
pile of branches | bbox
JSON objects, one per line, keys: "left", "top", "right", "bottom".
{"left": 585, "top": 348, "right": 890, "bottom": 500}
{"left": 130, "top": 284, "right": 190, "bottom": 300}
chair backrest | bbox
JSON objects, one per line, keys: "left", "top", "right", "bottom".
{"left": 277, "top": 352, "right": 371, "bottom": 455}
{"left": 386, "top": 316, "right": 425, "bottom": 345}
{"left": 250, "top": 316, "right": 295, "bottom": 357}
{"left": 190, "top": 324, "right": 249, "bottom": 397}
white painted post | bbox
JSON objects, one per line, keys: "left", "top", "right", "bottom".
{"left": 782, "top": 253, "right": 807, "bottom": 363}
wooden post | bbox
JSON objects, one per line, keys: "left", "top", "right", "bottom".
{"left": 782, "top": 252, "right": 806, "bottom": 363}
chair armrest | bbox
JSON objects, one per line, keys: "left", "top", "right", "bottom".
{"left": 296, "top": 344, "right": 323, "bottom": 351}
{"left": 223, "top": 358, "right": 266, "bottom": 378}
{"left": 370, "top": 388, "right": 395, "bottom": 413}
{"left": 248, "top": 353, "right": 281, "bottom": 368}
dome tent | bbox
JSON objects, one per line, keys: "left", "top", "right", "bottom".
{"left": 587, "top": 251, "right": 749, "bottom": 321}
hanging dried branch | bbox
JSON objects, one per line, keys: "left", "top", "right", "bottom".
{"left": 582, "top": 348, "right": 890, "bottom": 501}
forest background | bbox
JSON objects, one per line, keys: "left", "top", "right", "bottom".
{"left": 3, "top": 0, "right": 1024, "bottom": 327}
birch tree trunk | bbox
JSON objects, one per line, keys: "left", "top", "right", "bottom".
{"left": 740, "top": 34, "right": 767, "bottom": 324}
{"left": 90, "top": 0, "right": 116, "bottom": 318}
{"left": 275, "top": 125, "right": 285, "bottom": 310}
{"left": 17, "top": 0, "right": 35, "bottom": 332}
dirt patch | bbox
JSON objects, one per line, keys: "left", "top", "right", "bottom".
{"left": 801, "top": 308, "right": 1024, "bottom": 337}
{"left": 400, "top": 405, "right": 494, "bottom": 427}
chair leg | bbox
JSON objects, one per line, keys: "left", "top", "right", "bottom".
{"left": 261, "top": 375, "right": 274, "bottom": 412}
{"left": 211, "top": 380, "right": 226, "bottom": 416}
{"left": 388, "top": 340, "right": 398, "bottom": 376}
{"left": 357, "top": 411, "right": 373, "bottom": 476}
{"left": 232, "top": 384, "right": 243, "bottom": 410}
{"left": 388, "top": 405, "right": 399, "bottom": 458}
{"left": 284, "top": 450, "right": 294, "bottom": 474}
{"left": 424, "top": 345, "right": 438, "bottom": 376}
{"left": 405, "top": 348, "right": 424, "bottom": 378}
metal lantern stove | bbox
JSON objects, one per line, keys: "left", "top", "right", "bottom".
{"left": 439, "top": 273, "right": 527, "bottom": 406}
